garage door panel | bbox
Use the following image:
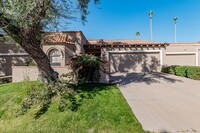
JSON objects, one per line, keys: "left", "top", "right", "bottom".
{"left": 110, "top": 52, "right": 160, "bottom": 74}
{"left": 165, "top": 54, "right": 196, "bottom": 66}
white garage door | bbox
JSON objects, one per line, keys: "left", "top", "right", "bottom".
{"left": 109, "top": 52, "right": 160, "bottom": 75}
{"left": 165, "top": 54, "right": 196, "bottom": 66}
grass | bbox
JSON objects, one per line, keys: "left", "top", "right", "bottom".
{"left": 0, "top": 82, "right": 147, "bottom": 133}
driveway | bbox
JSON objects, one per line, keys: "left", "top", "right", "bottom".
{"left": 111, "top": 72, "right": 200, "bottom": 133}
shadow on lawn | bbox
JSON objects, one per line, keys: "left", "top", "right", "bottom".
{"left": 74, "top": 83, "right": 114, "bottom": 99}
{"left": 110, "top": 72, "right": 183, "bottom": 86}
{"left": 32, "top": 83, "right": 113, "bottom": 119}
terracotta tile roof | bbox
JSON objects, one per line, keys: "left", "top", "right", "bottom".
{"left": 43, "top": 31, "right": 88, "bottom": 42}
{"left": 42, "top": 32, "right": 75, "bottom": 45}
{"left": 89, "top": 39, "right": 159, "bottom": 44}
{"left": 85, "top": 39, "right": 169, "bottom": 48}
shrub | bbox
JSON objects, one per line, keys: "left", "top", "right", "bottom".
{"left": 162, "top": 65, "right": 200, "bottom": 80}
{"left": 186, "top": 66, "right": 200, "bottom": 80}
{"left": 161, "top": 66, "right": 168, "bottom": 73}
{"left": 68, "top": 54, "right": 108, "bottom": 83}
{"left": 161, "top": 65, "right": 177, "bottom": 75}
{"left": 175, "top": 66, "right": 188, "bottom": 77}
{"left": 19, "top": 81, "right": 80, "bottom": 118}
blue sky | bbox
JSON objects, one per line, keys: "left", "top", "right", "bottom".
{"left": 67, "top": 0, "right": 200, "bottom": 42}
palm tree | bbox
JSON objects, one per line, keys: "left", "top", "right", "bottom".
{"left": 135, "top": 32, "right": 140, "bottom": 39}
{"left": 148, "top": 10, "right": 153, "bottom": 41}
{"left": 174, "top": 17, "right": 178, "bottom": 43}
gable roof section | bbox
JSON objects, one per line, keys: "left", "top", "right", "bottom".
{"left": 43, "top": 33, "right": 74, "bottom": 44}
{"left": 41, "top": 31, "right": 88, "bottom": 45}
{"left": 85, "top": 39, "right": 169, "bottom": 48}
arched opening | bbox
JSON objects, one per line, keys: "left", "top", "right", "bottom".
{"left": 49, "top": 49, "right": 61, "bottom": 66}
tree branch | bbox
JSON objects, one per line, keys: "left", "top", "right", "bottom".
{"left": 0, "top": 13, "right": 21, "bottom": 42}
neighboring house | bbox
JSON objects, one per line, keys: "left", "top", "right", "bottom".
{"left": 1, "top": 31, "right": 200, "bottom": 82}
{"left": 0, "top": 37, "right": 30, "bottom": 77}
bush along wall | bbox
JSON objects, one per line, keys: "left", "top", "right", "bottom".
{"left": 162, "top": 66, "right": 200, "bottom": 80}
{"left": 175, "top": 66, "right": 188, "bottom": 77}
{"left": 161, "top": 65, "right": 177, "bottom": 75}
{"left": 186, "top": 66, "right": 200, "bottom": 80}
{"left": 64, "top": 54, "right": 108, "bottom": 84}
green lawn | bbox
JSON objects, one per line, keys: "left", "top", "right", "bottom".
{"left": 0, "top": 82, "right": 147, "bottom": 133}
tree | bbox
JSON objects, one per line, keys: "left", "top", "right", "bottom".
{"left": 0, "top": 0, "right": 99, "bottom": 83}
{"left": 135, "top": 32, "right": 140, "bottom": 39}
{"left": 174, "top": 17, "right": 178, "bottom": 43}
{"left": 68, "top": 54, "right": 107, "bottom": 83}
{"left": 148, "top": 10, "right": 153, "bottom": 41}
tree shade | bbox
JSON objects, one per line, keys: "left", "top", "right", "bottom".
{"left": 0, "top": 0, "right": 100, "bottom": 83}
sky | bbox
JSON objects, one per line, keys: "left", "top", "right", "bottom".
{"left": 67, "top": 0, "right": 200, "bottom": 43}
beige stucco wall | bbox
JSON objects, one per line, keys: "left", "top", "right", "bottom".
{"left": 0, "top": 56, "right": 30, "bottom": 76}
{"left": 0, "top": 41, "right": 30, "bottom": 76}
{"left": 66, "top": 31, "right": 87, "bottom": 54}
{"left": 100, "top": 43, "right": 200, "bottom": 82}
{"left": 0, "top": 40, "right": 25, "bottom": 53}
{"left": 76, "top": 31, "right": 87, "bottom": 54}
{"left": 101, "top": 47, "right": 164, "bottom": 60}
{"left": 64, "top": 45, "right": 77, "bottom": 65}
{"left": 42, "top": 32, "right": 86, "bottom": 67}
{"left": 12, "top": 66, "right": 39, "bottom": 82}
{"left": 101, "top": 43, "right": 200, "bottom": 69}
{"left": 163, "top": 43, "right": 200, "bottom": 66}
{"left": 42, "top": 44, "right": 79, "bottom": 66}
{"left": 12, "top": 66, "right": 72, "bottom": 82}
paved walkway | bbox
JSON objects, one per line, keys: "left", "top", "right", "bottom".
{"left": 111, "top": 72, "right": 200, "bottom": 133}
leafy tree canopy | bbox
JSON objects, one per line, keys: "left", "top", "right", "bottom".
{"left": 0, "top": 0, "right": 100, "bottom": 31}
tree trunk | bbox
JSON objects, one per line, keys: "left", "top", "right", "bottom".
{"left": 19, "top": 26, "right": 58, "bottom": 83}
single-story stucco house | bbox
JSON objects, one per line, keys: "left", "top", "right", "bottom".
{"left": 1, "top": 31, "right": 200, "bottom": 82}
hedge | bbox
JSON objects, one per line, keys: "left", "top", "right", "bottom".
{"left": 175, "top": 66, "right": 188, "bottom": 77}
{"left": 186, "top": 66, "right": 200, "bottom": 80}
{"left": 161, "top": 65, "right": 177, "bottom": 75}
{"left": 162, "top": 65, "right": 200, "bottom": 80}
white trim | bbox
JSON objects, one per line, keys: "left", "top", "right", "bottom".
{"left": 166, "top": 52, "right": 198, "bottom": 66}
{"left": 160, "top": 51, "right": 163, "bottom": 66}
{"left": 166, "top": 52, "right": 197, "bottom": 55}
{"left": 108, "top": 50, "right": 162, "bottom": 54}
{"left": 0, "top": 53, "right": 29, "bottom": 56}
{"left": 196, "top": 52, "right": 199, "bottom": 66}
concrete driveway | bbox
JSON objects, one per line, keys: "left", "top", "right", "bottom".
{"left": 111, "top": 72, "right": 200, "bottom": 133}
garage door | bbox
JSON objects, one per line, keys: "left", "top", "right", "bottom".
{"left": 165, "top": 54, "right": 196, "bottom": 66}
{"left": 109, "top": 52, "right": 160, "bottom": 75}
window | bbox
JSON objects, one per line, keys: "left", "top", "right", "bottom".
{"left": 49, "top": 49, "right": 61, "bottom": 66}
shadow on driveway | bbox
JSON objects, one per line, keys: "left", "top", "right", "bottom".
{"left": 110, "top": 72, "right": 183, "bottom": 86}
